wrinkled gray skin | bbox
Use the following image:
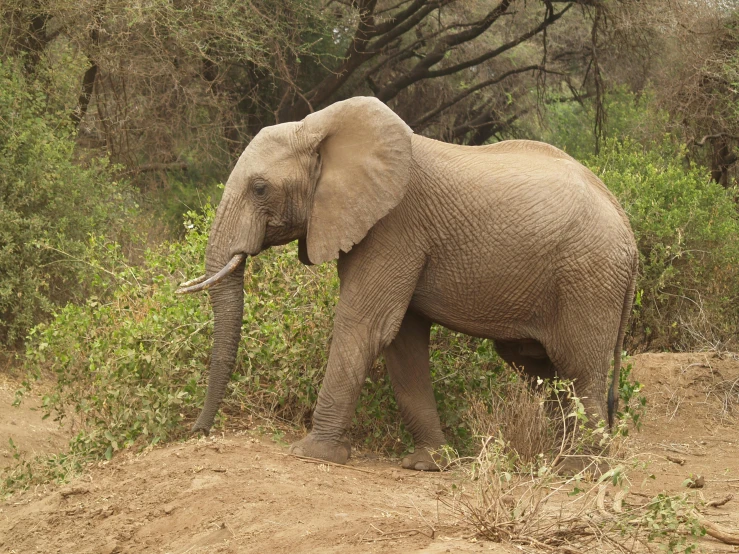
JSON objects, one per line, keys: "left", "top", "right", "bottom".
{"left": 188, "top": 97, "right": 638, "bottom": 471}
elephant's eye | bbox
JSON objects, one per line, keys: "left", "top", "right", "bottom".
{"left": 252, "top": 181, "right": 268, "bottom": 197}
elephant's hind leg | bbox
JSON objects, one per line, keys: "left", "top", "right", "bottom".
{"left": 384, "top": 310, "right": 447, "bottom": 471}
{"left": 494, "top": 339, "right": 557, "bottom": 382}
{"left": 543, "top": 306, "right": 622, "bottom": 476}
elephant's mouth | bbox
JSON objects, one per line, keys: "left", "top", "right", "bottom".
{"left": 175, "top": 253, "right": 246, "bottom": 294}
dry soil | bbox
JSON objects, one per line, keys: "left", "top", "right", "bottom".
{"left": 1, "top": 352, "right": 738, "bottom": 554}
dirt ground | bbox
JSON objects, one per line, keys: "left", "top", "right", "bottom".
{"left": 0, "top": 377, "right": 68, "bottom": 471}
{"left": 1, "top": 352, "right": 738, "bottom": 554}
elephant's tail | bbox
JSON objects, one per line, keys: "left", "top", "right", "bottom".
{"left": 608, "top": 251, "right": 639, "bottom": 429}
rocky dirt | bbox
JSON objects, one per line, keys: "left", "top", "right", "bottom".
{"left": 1, "top": 352, "right": 738, "bottom": 554}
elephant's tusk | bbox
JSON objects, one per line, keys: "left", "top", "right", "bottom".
{"left": 175, "top": 254, "right": 246, "bottom": 294}
{"left": 177, "top": 274, "right": 208, "bottom": 288}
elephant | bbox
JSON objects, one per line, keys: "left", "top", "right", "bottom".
{"left": 177, "top": 96, "right": 638, "bottom": 471}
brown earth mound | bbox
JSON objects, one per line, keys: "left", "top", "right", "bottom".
{"left": 1, "top": 352, "right": 738, "bottom": 553}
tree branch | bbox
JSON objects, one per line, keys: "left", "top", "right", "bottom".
{"left": 71, "top": 25, "right": 100, "bottom": 130}
{"left": 376, "top": 0, "right": 416, "bottom": 16}
{"left": 71, "top": 61, "right": 98, "bottom": 129}
{"left": 411, "top": 64, "right": 544, "bottom": 131}
{"left": 361, "top": 21, "right": 466, "bottom": 82}
{"left": 694, "top": 133, "right": 739, "bottom": 146}
{"left": 376, "top": 3, "right": 571, "bottom": 103}
{"left": 280, "top": 0, "right": 441, "bottom": 120}
{"left": 426, "top": 4, "right": 572, "bottom": 78}
{"left": 376, "top": 0, "right": 516, "bottom": 101}
{"left": 373, "top": 0, "right": 432, "bottom": 35}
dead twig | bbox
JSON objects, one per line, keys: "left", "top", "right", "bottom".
{"left": 286, "top": 453, "right": 377, "bottom": 475}
{"left": 706, "top": 494, "right": 733, "bottom": 508}
{"left": 693, "top": 513, "right": 739, "bottom": 545}
{"left": 613, "top": 489, "right": 628, "bottom": 513}
{"left": 368, "top": 527, "right": 434, "bottom": 539}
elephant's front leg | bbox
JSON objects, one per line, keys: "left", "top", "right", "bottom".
{"left": 385, "top": 310, "right": 447, "bottom": 471}
{"left": 289, "top": 236, "right": 425, "bottom": 464}
{"left": 288, "top": 312, "right": 382, "bottom": 463}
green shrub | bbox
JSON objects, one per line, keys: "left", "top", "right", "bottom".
{"left": 0, "top": 58, "right": 137, "bottom": 345}
{"left": 24, "top": 216, "right": 212, "bottom": 461}
{"left": 20, "top": 204, "right": 505, "bottom": 472}
{"left": 535, "top": 87, "right": 669, "bottom": 159}
{"left": 589, "top": 138, "right": 739, "bottom": 350}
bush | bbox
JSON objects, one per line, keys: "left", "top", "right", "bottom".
{"left": 0, "top": 58, "right": 136, "bottom": 346}
{"left": 20, "top": 203, "right": 508, "bottom": 477}
{"left": 588, "top": 138, "right": 739, "bottom": 350}
{"left": 534, "top": 87, "right": 669, "bottom": 160}
{"left": 23, "top": 208, "right": 215, "bottom": 462}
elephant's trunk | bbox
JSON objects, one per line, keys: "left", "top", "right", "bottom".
{"left": 182, "top": 192, "right": 265, "bottom": 435}
{"left": 190, "top": 194, "right": 252, "bottom": 435}
{"left": 191, "top": 259, "right": 245, "bottom": 435}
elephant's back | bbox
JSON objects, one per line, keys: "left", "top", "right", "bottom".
{"left": 411, "top": 136, "right": 632, "bottom": 242}
{"left": 406, "top": 135, "right": 635, "bottom": 338}
{"left": 477, "top": 139, "right": 631, "bottom": 232}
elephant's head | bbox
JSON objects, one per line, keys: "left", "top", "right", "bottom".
{"left": 177, "top": 97, "right": 413, "bottom": 434}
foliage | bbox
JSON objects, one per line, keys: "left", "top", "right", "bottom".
{"left": 22, "top": 212, "right": 213, "bottom": 463}
{"left": 0, "top": 58, "right": 136, "bottom": 345}
{"left": 588, "top": 137, "right": 739, "bottom": 350}
{"left": 445, "top": 385, "right": 703, "bottom": 554}
{"left": 616, "top": 361, "right": 646, "bottom": 433}
{"left": 144, "top": 171, "right": 224, "bottom": 236}
{"left": 641, "top": 493, "right": 705, "bottom": 553}
{"left": 536, "top": 87, "right": 670, "bottom": 159}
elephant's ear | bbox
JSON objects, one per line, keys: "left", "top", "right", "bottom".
{"left": 302, "top": 97, "right": 413, "bottom": 265}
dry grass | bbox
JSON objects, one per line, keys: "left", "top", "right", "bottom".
{"left": 440, "top": 369, "right": 738, "bottom": 553}
{"left": 462, "top": 369, "right": 606, "bottom": 471}
{"left": 440, "top": 455, "right": 715, "bottom": 553}
{"left": 708, "top": 375, "right": 739, "bottom": 424}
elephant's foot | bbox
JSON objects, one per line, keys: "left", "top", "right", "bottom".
{"left": 402, "top": 446, "right": 448, "bottom": 472}
{"left": 289, "top": 432, "right": 351, "bottom": 464}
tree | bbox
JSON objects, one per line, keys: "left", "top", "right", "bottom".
{"left": 2, "top": 0, "right": 609, "bottom": 174}
{"left": 611, "top": 0, "right": 739, "bottom": 188}
{"left": 278, "top": 0, "right": 603, "bottom": 145}
{"left": 2, "top": 0, "right": 329, "bottom": 170}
